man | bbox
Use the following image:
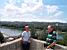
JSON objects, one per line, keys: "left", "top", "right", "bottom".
{"left": 21, "top": 25, "right": 31, "bottom": 50}
{"left": 45, "top": 25, "right": 57, "bottom": 50}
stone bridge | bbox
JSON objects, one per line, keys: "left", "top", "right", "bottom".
{"left": 0, "top": 38, "right": 67, "bottom": 50}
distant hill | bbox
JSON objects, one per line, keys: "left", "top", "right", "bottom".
{"left": 0, "top": 21, "right": 67, "bottom": 27}
{"left": 0, "top": 21, "right": 67, "bottom": 30}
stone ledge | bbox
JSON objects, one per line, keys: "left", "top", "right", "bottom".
{"left": 0, "top": 38, "right": 22, "bottom": 47}
{"left": 0, "top": 38, "right": 67, "bottom": 50}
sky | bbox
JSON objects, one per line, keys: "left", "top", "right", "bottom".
{"left": 0, "top": 0, "right": 67, "bottom": 23}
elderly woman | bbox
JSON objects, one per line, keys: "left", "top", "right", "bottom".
{"left": 45, "top": 25, "right": 57, "bottom": 50}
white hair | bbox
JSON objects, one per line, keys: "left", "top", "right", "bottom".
{"left": 47, "top": 25, "right": 52, "bottom": 28}
{"left": 25, "top": 26, "right": 29, "bottom": 28}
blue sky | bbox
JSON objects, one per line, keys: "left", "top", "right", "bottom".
{"left": 43, "top": 0, "right": 67, "bottom": 5}
{"left": 43, "top": 0, "right": 67, "bottom": 22}
{"left": 0, "top": 0, "right": 67, "bottom": 23}
{"left": 44, "top": 0, "right": 67, "bottom": 16}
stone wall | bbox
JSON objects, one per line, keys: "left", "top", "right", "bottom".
{"left": 0, "top": 38, "right": 22, "bottom": 50}
{"left": 30, "top": 39, "right": 45, "bottom": 50}
{"left": 0, "top": 38, "right": 46, "bottom": 50}
{"left": 0, "top": 38, "right": 67, "bottom": 50}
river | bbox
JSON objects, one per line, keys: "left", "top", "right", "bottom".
{"left": 0, "top": 27, "right": 22, "bottom": 37}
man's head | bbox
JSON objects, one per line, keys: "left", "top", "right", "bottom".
{"left": 24, "top": 25, "right": 29, "bottom": 32}
{"left": 47, "top": 25, "right": 54, "bottom": 33}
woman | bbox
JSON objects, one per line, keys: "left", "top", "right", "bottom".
{"left": 45, "top": 25, "right": 57, "bottom": 50}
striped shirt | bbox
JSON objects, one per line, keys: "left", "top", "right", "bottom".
{"left": 46, "top": 31, "right": 57, "bottom": 46}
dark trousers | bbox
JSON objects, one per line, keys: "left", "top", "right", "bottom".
{"left": 22, "top": 41, "right": 30, "bottom": 50}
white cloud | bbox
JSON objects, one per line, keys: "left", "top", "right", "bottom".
{"left": 0, "top": 0, "right": 66, "bottom": 23}
{"left": 45, "top": 5, "right": 59, "bottom": 14}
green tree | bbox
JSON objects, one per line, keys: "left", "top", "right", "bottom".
{"left": 63, "top": 33, "right": 67, "bottom": 46}
{"left": 30, "top": 25, "right": 36, "bottom": 38}
{"left": 42, "top": 27, "right": 47, "bottom": 41}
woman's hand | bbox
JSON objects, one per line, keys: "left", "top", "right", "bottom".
{"left": 47, "top": 46, "right": 51, "bottom": 49}
{"left": 47, "top": 42, "right": 56, "bottom": 49}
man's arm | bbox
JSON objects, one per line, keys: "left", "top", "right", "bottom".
{"left": 21, "top": 31, "right": 25, "bottom": 40}
{"left": 28, "top": 31, "right": 32, "bottom": 43}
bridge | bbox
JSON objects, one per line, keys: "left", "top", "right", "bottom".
{"left": 0, "top": 38, "right": 67, "bottom": 50}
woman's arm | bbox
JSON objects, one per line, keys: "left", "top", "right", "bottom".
{"left": 47, "top": 31, "right": 57, "bottom": 49}
{"left": 47, "top": 42, "right": 56, "bottom": 49}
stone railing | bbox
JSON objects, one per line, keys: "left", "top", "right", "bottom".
{"left": 0, "top": 38, "right": 67, "bottom": 50}
{"left": 30, "top": 39, "right": 67, "bottom": 50}
{"left": 0, "top": 38, "right": 22, "bottom": 50}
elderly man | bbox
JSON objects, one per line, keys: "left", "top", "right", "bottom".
{"left": 45, "top": 25, "right": 57, "bottom": 50}
{"left": 21, "top": 25, "right": 31, "bottom": 50}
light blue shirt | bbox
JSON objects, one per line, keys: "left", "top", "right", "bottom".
{"left": 22, "top": 31, "right": 31, "bottom": 42}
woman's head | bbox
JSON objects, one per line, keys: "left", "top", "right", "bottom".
{"left": 47, "top": 25, "right": 55, "bottom": 33}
